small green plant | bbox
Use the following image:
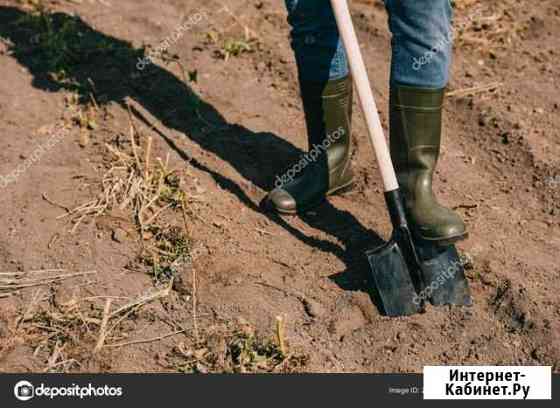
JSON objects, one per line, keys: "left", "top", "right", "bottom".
{"left": 15, "top": 5, "right": 77, "bottom": 76}
{"left": 170, "top": 326, "right": 308, "bottom": 373}
{"left": 159, "top": 173, "right": 185, "bottom": 208}
{"left": 141, "top": 225, "right": 191, "bottom": 284}
{"left": 220, "top": 38, "right": 252, "bottom": 61}
{"left": 13, "top": 1, "right": 134, "bottom": 93}
{"left": 228, "top": 331, "right": 285, "bottom": 370}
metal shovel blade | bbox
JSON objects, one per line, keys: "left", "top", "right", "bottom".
{"left": 365, "top": 239, "right": 422, "bottom": 317}
{"left": 415, "top": 241, "right": 472, "bottom": 307}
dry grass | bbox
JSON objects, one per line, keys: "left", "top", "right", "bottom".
{"left": 167, "top": 320, "right": 308, "bottom": 374}
{"left": 60, "top": 105, "right": 186, "bottom": 235}
{"left": 6, "top": 280, "right": 175, "bottom": 372}
{"left": 0, "top": 269, "right": 97, "bottom": 299}
{"left": 2, "top": 90, "right": 197, "bottom": 371}
{"left": 56, "top": 100, "right": 194, "bottom": 285}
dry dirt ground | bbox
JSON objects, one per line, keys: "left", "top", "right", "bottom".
{"left": 0, "top": 0, "right": 559, "bottom": 373}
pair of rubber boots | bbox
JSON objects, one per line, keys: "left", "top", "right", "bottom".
{"left": 265, "top": 76, "right": 466, "bottom": 245}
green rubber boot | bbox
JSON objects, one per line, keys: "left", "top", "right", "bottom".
{"left": 390, "top": 85, "right": 467, "bottom": 244}
{"left": 266, "top": 76, "right": 354, "bottom": 214}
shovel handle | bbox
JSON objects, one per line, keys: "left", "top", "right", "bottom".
{"left": 330, "top": 0, "right": 399, "bottom": 192}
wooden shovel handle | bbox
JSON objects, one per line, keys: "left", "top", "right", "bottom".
{"left": 330, "top": 0, "right": 399, "bottom": 192}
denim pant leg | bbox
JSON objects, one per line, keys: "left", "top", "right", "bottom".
{"left": 385, "top": 0, "right": 454, "bottom": 88}
{"left": 284, "top": 0, "right": 453, "bottom": 88}
{"left": 284, "top": 0, "right": 349, "bottom": 82}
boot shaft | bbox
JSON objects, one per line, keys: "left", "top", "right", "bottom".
{"left": 389, "top": 85, "right": 444, "bottom": 170}
{"left": 390, "top": 85, "right": 445, "bottom": 195}
{"left": 264, "top": 76, "right": 354, "bottom": 214}
{"left": 299, "top": 76, "right": 353, "bottom": 173}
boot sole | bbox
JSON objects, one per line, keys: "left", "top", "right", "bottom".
{"left": 271, "top": 180, "right": 355, "bottom": 215}
{"left": 413, "top": 230, "right": 469, "bottom": 246}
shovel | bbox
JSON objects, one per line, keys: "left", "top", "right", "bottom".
{"left": 330, "top": 0, "right": 472, "bottom": 316}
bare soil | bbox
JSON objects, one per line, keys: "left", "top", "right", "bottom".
{"left": 0, "top": 0, "right": 559, "bottom": 373}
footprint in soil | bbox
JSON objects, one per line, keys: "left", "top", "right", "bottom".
{"left": 491, "top": 279, "right": 534, "bottom": 332}
{"left": 0, "top": 6, "right": 386, "bottom": 311}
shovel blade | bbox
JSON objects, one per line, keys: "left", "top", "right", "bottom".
{"left": 365, "top": 240, "right": 422, "bottom": 317}
{"left": 415, "top": 242, "right": 472, "bottom": 307}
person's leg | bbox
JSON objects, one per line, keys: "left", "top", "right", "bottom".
{"left": 386, "top": 0, "right": 467, "bottom": 244}
{"left": 265, "top": 0, "right": 354, "bottom": 214}
{"left": 285, "top": 0, "right": 349, "bottom": 82}
{"left": 386, "top": 0, "right": 453, "bottom": 88}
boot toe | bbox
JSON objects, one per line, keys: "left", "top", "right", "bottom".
{"left": 266, "top": 188, "right": 296, "bottom": 214}
{"left": 413, "top": 209, "right": 467, "bottom": 243}
{"left": 434, "top": 221, "right": 467, "bottom": 242}
{"left": 440, "top": 210, "right": 467, "bottom": 239}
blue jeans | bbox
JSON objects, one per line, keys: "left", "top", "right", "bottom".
{"left": 284, "top": 0, "right": 453, "bottom": 88}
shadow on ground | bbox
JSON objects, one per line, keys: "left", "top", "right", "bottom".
{"left": 0, "top": 5, "right": 386, "bottom": 311}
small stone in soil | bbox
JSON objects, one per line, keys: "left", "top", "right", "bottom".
{"left": 303, "top": 298, "right": 326, "bottom": 319}
{"left": 111, "top": 228, "right": 127, "bottom": 243}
